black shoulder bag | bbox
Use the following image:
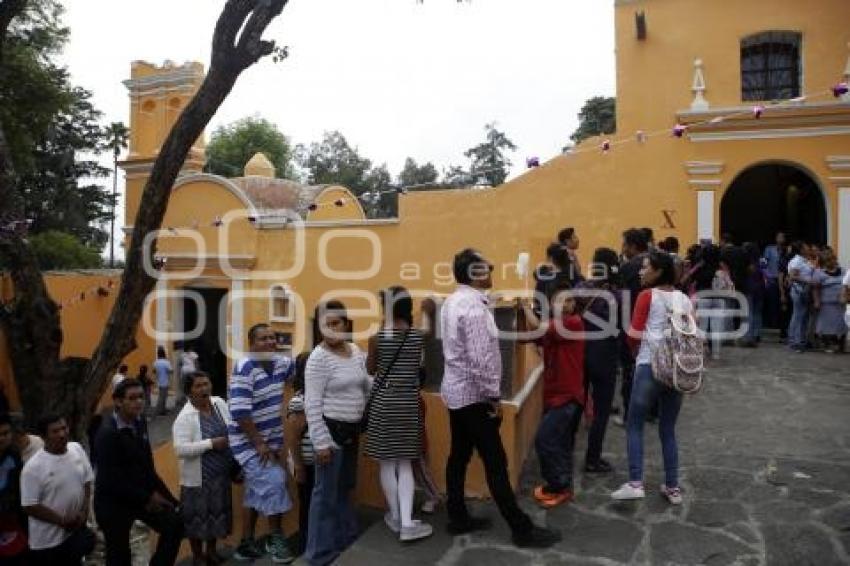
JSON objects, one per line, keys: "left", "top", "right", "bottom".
{"left": 212, "top": 402, "right": 243, "bottom": 484}
{"left": 360, "top": 329, "right": 410, "bottom": 433}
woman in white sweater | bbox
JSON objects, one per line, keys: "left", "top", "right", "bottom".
{"left": 304, "top": 300, "right": 371, "bottom": 566}
{"left": 172, "top": 371, "right": 233, "bottom": 565}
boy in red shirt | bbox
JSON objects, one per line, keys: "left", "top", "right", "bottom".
{"left": 518, "top": 280, "right": 586, "bottom": 508}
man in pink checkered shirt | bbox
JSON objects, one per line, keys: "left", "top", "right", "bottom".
{"left": 440, "top": 248, "right": 560, "bottom": 549}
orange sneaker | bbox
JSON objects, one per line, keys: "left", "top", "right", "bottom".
{"left": 533, "top": 486, "right": 573, "bottom": 508}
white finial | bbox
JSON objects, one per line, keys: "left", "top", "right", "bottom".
{"left": 691, "top": 58, "right": 710, "bottom": 111}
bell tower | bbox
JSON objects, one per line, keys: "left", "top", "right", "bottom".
{"left": 120, "top": 60, "right": 206, "bottom": 227}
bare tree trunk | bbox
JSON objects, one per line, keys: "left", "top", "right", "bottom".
{"left": 82, "top": 0, "right": 290, "bottom": 428}
{"left": 1, "top": 0, "right": 290, "bottom": 438}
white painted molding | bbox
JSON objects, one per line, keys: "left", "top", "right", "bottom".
{"left": 838, "top": 187, "right": 850, "bottom": 268}
{"left": 690, "top": 59, "right": 710, "bottom": 111}
{"left": 678, "top": 100, "right": 849, "bottom": 118}
{"left": 826, "top": 156, "right": 850, "bottom": 171}
{"left": 302, "top": 218, "right": 400, "bottom": 228}
{"left": 155, "top": 278, "right": 168, "bottom": 350}
{"left": 688, "top": 179, "right": 723, "bottom": 188}
{"left": 157, "top": 254, "right": 256, "bottom": 272}
{"left": 123, "top": 63, "right": 203, "bottom": 94}
{"left": 685, "top": 161, "right": 724, "bottom": 175}
{"left": 690, "top": 126, "right": 850, "bottom": 142}
{"left": 269, "top": 284, "right": 296, "bottom": 323}
{"left": 697, "top": 191, "right": 715, "bottom": 242}
{"left": 231, "top": 279, "right": 245, "bottom": 356}
{"left": 172, "top": 173, "right": 259, "bottom": 217}
{"left": 505, "top": 364, "right": 543, "bottom": 409}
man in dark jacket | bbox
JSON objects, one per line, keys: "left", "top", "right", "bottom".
{"left": 618, "top": 228, "right": 650, "bottom": 423}
{"left": 93, "top": 378, "right": 183, "bottom": 566}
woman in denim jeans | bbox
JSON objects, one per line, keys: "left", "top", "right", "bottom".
{"left": 612, "top": 251, "right": 693, "bottom": 505}
{"left": 304, "top": 301, "right": 371, "bottom": 566}
{"left": 787, "top": 241, "right": 815, "bottom": 352}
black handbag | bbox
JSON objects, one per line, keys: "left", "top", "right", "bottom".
{"left": 362, "top": 329, "right": 409, "bottom": 432}
{"left": 212, "top": 403, "right": 243, "bottom": 484}
{"left": 323, "top": 416, "right": 361, "bottom": 447}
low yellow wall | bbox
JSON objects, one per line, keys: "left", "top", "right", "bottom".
{"left": 0, "top": 271, "right": 156, "bottom": 411}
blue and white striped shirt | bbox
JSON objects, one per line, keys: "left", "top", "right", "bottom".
{"left": 227, "top": 355, "right": 294, "bottom": 465}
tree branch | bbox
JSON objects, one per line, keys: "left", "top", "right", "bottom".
{"left": 83, "top": 0, "right": 290, "bottom": 409}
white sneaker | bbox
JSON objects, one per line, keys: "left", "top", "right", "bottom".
{"left": 400, "top": 521, "right": 433, "bottom": 542}
{"left": 612, "top": 482, "right": 645, "bottom": 500}
{"left": 421, "top": 499, "right": 438, "bottom": 514}
{"left": 384, "top": 512, "right": 400, "bottom": 533}
{"left": 660, "top": 484, "right": 683, "bottom": 505}
{"left": 613, "top": 415, "right": 625, "bottom": 428}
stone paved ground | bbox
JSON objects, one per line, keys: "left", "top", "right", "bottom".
{"left": 335, "top": 339, "right": 850, "bottom": 566}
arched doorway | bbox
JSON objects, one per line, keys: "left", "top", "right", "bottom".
{"left": 181, "top": 287, "right": 229, "bottom": 397}
{"left": 720, "top": 163, "right": 827, "bottom": 247}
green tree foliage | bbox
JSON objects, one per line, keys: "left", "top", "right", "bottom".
{"left": 21, "top": 90, "right": 113, "bottom": 248}
{"left": 364, "top": 163, "right": 392, "bottom": 193}
{"left": 464, "top": 122, "right": 516, "bottom": 187}
{"left": 1, "top": 0, "right": 113, "bottom": 250}
{"left": 570, "top": 96, "right": 616, "bottom": 144}
{"left": 0, "top": 0, "right": 71, "bottom": 171}
{"left": 297, "top": 131, "right": 372, "bottom": 194}
{"left": 206, "top": 116, "right": 296, "bottom": 179}
{"left": 398, "top": 157, "right": 438, "bottom": 187}
{"left": 104, "top": 122, "right": 129, "bottom": 267}
{"left": 28, "top": 230, "right": 102, "bottom": 270}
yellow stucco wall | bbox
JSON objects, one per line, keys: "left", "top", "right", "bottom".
{"left": 0, "top": 273, "right": 156, "bottom": 410}
{"left": 2, "top": 2, "right": 848, "bottom": 529}
{"left": 614, "top": 0, "right": 850, "bottom": 134}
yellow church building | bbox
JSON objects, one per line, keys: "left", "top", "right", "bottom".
{"left": 2, "top": 0, "right": 849, "bottom": 506}
{"left": 109, "top": 0, "right": 850, "bottom": 497}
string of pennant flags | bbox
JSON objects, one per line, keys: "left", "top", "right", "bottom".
{"left": 2, "top": 82, "right": 847, "bottom": 237}
{"left": 54, "top": 279, "right": 117, "bottom": 311}
{"left": 535, "top": 82, "right": 848, "bottom": 161}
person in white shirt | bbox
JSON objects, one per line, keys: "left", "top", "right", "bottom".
{"left": 787, "top": 241, "right": 816, "bottom": 352}
{"left": 181, "top": 346, "right": 199, "bottom": 377}
{"left": 111, "top": 364, "right": 129, "bottom": 391}
{"left": 20, "top": 415, "right": 95, "bottom": 565}
{"left": 153, "top": 347, "right": 174, "bottom": 416}
{"left": 176, "top": 345, "right": 200, "bottom": 408}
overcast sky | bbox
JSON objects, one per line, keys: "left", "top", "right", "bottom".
{"left": 63, "top": 0, "right": 614, "bottom": 172}
{"left": 61, "top": 0, "right": 615, "bottom": 255}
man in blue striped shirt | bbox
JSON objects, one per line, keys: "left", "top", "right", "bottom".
{"left": 228, "top": 323, "right": 295, "bottom": 563}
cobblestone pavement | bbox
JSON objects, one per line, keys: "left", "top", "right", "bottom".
{"left": 336, "top": 340, "right": 850, "bottom": 566}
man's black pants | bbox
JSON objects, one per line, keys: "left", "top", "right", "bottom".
{"left": 29, "top": 527, "right": 96, "bottom": 566}
{"left": 446, "top": 403, "right": 532, "bottom": 535}
{"left": 97, "top": 505, "right": 184, "bottom": 566}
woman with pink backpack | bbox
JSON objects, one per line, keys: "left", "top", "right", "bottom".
{"left": 612, "top": 251, "right": 702, "bottom": 505}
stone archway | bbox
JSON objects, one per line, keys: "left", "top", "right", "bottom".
{"left": 720, "top": 162, "right": 827, "bottom": 246}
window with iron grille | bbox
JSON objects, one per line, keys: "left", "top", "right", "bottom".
{"left": 741, "top": 31, "right": 802, "bottom": 101}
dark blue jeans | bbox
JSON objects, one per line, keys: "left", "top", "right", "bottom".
{"left": 305, "top": 443, "right": 359, "bottom": 566}
{"left": 745, "top": 293, "right": 764, "bottom": 341}
{"left": 535, "top": 401, "right": 583, "bottom": 491}
{"left": 626, "top": 364, "right": 683, "bottom": 488}
{"left": 585, "top": 346, "right": 617, "bottom": 464}
{"left": 788, "top": 287, "right": 810, "bottom": 349}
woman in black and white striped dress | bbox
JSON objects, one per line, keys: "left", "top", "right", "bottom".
{"left": 365, "top": 286, "right": 433, "bottom": 542}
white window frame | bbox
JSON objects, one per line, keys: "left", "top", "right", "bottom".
{"left": 269, "top": 284, "right": 294, "bottom": 323}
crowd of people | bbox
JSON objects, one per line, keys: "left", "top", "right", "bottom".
{"left": 0, "top": 227, "right": 847, "bottom": 566}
